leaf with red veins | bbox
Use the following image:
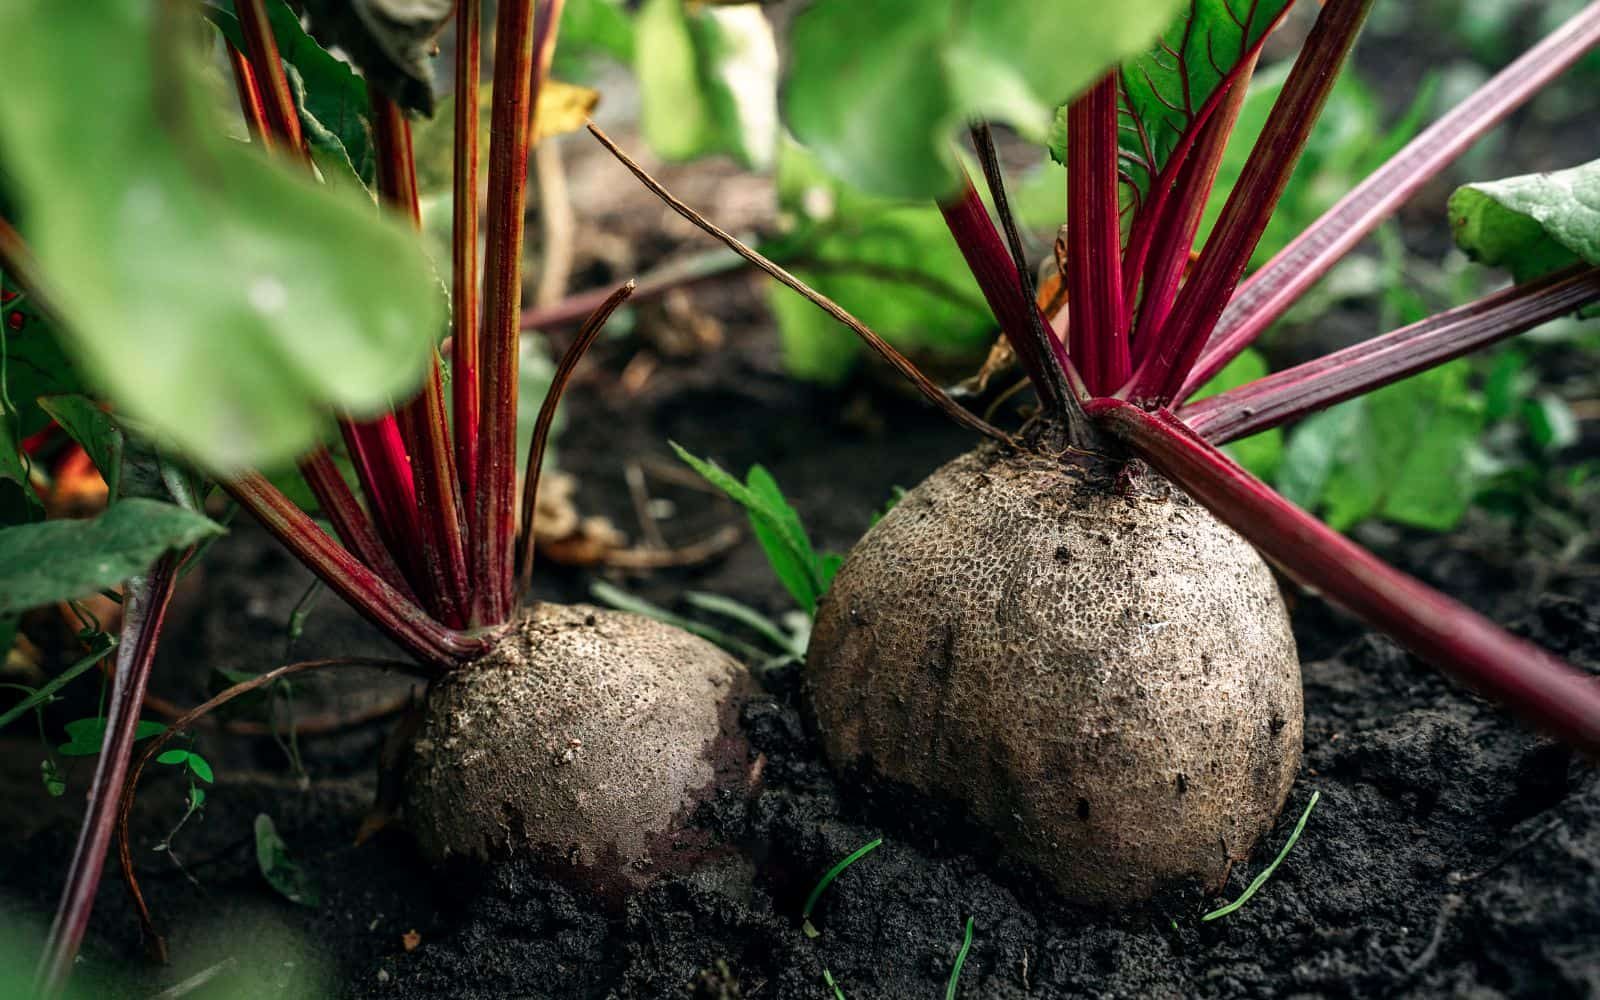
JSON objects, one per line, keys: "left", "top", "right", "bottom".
{"left": 1113, "top": 1, "right": 1293, "bottom": 206}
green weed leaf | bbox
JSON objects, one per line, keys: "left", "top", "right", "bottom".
{"left": 0, "top": 498, "right": 222, "bottom": 615}
{"left": 59, "top": 718, "right": 166, "bottom": 757}
{"left": 188, "top": 753, "right": 216, "bottom": 783}
{"left": 783, "top": 0, "right": 1183, "bottom": 198}
{"left": 0, "top": 0, "right": 445, "bottom": 473}
{"left": 670, "top": 443, "right": 832, "bottom": 613}
{"left": 1277, "top": 362, "right": 1486, "bottom": 532}
{"left": 255, "top": 813, "right": 321, "bottom": 907}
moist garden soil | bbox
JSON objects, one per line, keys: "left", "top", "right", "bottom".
{"left": 2, "top": 305, "right": 1597, "bottom": 999}
{"left": 5, "top": 7, "right": 1600, "bottom": 992}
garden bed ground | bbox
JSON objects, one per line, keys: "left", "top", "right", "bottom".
{"left": 2, "top": 307, "right": 1597, "bottom": 998}
{"left": 4, "top": 5, "right": 1600, "bottom": 994}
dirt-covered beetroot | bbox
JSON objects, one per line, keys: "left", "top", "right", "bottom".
{"left": 807, "top": 442, "right": 1302, "bottom": 905}
{"left": 404, "top": 603, "right": 751, "bottom": 896}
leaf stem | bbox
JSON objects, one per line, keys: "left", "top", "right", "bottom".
{"left": 1183, "top": 1, "right": 1600, "bottom": 399}
{"left": 1124, "top": 0, "right": 1376, "bottom": 406}
{"left": 473, "top": 0, "right": 540, "bottom": 625}
{"left": 296, "top": 446, "right": 416, "bottom": 600}
{"left": 516, "top": 280, "right": 636, "bottom": 591}
{"left": 35, "top": 555, "right": 181, "bottom": 998}
{"left": 1064, "top": 76, "right": 1129, "bottom": 393}
{"left": 1129, "top": 63, "right": 1252, "bottom": 364}
{"left": 233, "top": 0, "right": 302, "bottom": 154}
{"left": 226, "top": 472, "right": 495, "bottom": 667}
{"left": 1096, "top": 400, "right": 1600, "bottom": 755}
{"left": 937, "top": 178, "right": 1079, "bottom": 412}
{"left": 372, "top": 91, "right": 472, "bottom": 627}
{"left": 223, "top": 40, "right": 270, "bottom": 145}
{"left": 451, "top": 0, "right": 483, "bottom": 501}
{"left": 1183, "top": 266, "right": 1600, "bottom": 443}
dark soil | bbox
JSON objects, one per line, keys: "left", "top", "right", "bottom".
{"left": 4, "top": 287, "right": 1597, "bottom": 997}
{"left": 4, "top": 5, "right": 1600, "bottom": 997}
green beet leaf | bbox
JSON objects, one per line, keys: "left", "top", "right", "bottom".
{"left": 0, "top": 498, "right": 222, "bottom": 615}
{"left": 761, "top": 141, "right": 993, "bottom": 381}
{"left": 784, "top": 0, "right": 1183, "bottom": 199}
{"left": 637, "top": 0, "right": 778, "bottom": 170}
{"left": 208, "top": 0, "right": 377, "bottom": 187}
{"left": 0, "top": 0, "right": 445, "bottom": 474}
{"left": 1450, "top": 158, "right": 1600, "bottom": 284}
{"left": 296, "top": 0, "right": 452, "bottom": 116}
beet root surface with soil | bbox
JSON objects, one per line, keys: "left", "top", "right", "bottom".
{"left": 807, "top": 442, "right": 1304, "bottom": 905}
{"left": 403, "top": 603, "right": 752, "bottom": 896}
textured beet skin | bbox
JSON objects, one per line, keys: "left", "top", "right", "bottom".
{"left": 806, "top": 444, "right": 1303, "bottom": 905}
{"left": 405, "top": 603, "right": 750, "bottom": 898}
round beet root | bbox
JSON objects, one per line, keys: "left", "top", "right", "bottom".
{"left": 404, "top": 603, "right": 749, "bottom": 896}
{"left": 806, "top": 444, "right": 1302, "bottom": 905}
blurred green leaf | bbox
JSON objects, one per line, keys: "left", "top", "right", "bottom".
{"left": 637, "top": 0, "right": 778, "bottom": 169}
{"left": 0, "top": 0, "right": 445, "bottom": 473}
{"left": 0, "top": 498, "right": 221, "bottom": 615}
{"left": 556, "top": 0, "right": 635, "bottom": 78}
{"left": 1186, "top": 348, "right": 1283, "bottom": 480}
{"left": 1523, "top": 393, "right": 1579, "bottom": 452}
{"left": 255, "top": 813, "right": 321, "bottom": 907}
{"left": 784, "top": 0, "right": 1183, "bottom": 198}
{"left": 762, "top": 141, "right": 994, "bottom": 381}
{"left": 1277, "top": 362, "right": 1486, "bottom": 531}
{"left": 1450, "top": 158, "right": 1600, "bottom": 283}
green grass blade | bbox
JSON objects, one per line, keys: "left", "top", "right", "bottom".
{"left": 945, "top": 915, "right": 975, "bottom": 999}
{"left": 685, "top": 591, "right": 806, "bottom": 659}
{"left": 801, "top": 836, "right": 883, "bottom": 937}
{"left": 1202, "top": 790, "right": 1320, "bottom": 922}
{"left": 823, "top": 967, "right": 847, "bottom": 999}
{"left": 589, "top": 581, "right": 767, "bottom": 664}
{"left": 0, "top": 637, "right": 116, "bottom": 734}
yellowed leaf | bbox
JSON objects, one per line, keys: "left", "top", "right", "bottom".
{"left": 535, "top": 80, "right": 600, "bottom": 142}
